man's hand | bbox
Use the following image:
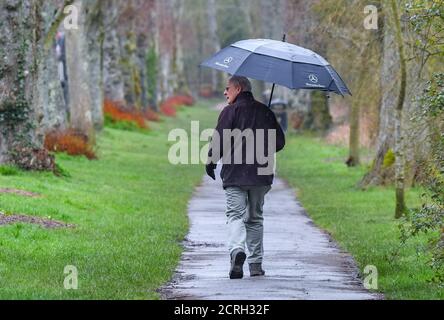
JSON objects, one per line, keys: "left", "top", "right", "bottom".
{"left": 205, "top": 163, "right": 216, "bottom": 180}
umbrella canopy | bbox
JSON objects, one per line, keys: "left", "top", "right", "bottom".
{"left": 200, "top": 38, "right": 351, "bottom": 97}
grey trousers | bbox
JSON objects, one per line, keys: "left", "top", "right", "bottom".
{"left": 225, "top": 185, "right": 272, "bottom": 264}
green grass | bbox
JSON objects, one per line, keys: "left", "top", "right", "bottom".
{"left": 0, "top": 100, "right": 219, "bottom": 299}
{"left": 0, "top": 165, "right": 20, "bottom": 176}
{"left": 3, "top": 100, "right": 441, "bottom": 300}
{"left": 277, "top": 133, "right": 444, "bottom": 300}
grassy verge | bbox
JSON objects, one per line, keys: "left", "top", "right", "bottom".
{"left": 277, "top": 133, "right": 443, "bottom": 299}
{"left": 0, "top": 100, "right": 219, "bottom": 299}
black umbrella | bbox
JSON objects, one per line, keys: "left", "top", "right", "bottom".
{"left": 200, "top": 36, "right": 351, "bottom": 106}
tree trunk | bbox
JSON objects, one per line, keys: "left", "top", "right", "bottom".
{"left": 0, "top": 0, "right": 75, "bottom": 169}
{"left": 307, "top": 91, "right": 332, "bottom": 132}
{"left": 33, "top": 1, "right": 74, "bottom": 136}
{"left": 390, "top": 0, "right": 407, "bottom": 219}
{"left": 347, "top": 48, "right": 370, "bottom": 167}
{"left": 172, "top": 0, "right": 189, "bottom": 95}
{"left": 207, "top": 0, "right": 221, "bottom": 94}
{"left": 360, "top": 2, "right": 396, "bottom": 186}
{"left": 347, "top": 99, "right": 360, "bottom": 166}
{"left": 103, "top": 0, "right": 125, "bottom": 103}
{"left": 360, "top": 0, "right": 429, "bottom": 188}
{"left": 85, "top": 0, "right": 105, "bottom": 130}
{"left": 65, "top": 0, "right": 95, "bottom": 142}
{"left": 156, "top": 0, "right": 175, "bottom": 102}
{"left": 0, "top": 0, "right": 45, "bottom": 163}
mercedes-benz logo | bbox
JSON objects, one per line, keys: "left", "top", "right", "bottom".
{"left": 224, "top": 57, "right": 233, "bottom": 64}
{"left": 308, "top": 74, "right": 318, "bottom": 83}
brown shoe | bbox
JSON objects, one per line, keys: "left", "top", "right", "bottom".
{"left": 229, "top": 249, "right": 246, "bottom": 279}
{"left": 249, "top": 263, "right": 265, "bottom": 277}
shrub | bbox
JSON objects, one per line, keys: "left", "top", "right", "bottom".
{"left": 400, "top": 73, "right": 444, "bottom": 284}
{"left": 44, "top": 129, "right": 96, "bottom": 160}
{"left": 103, "top": 99, "right": 148, "bottom": 129}
{"left": 0, "top": 165, "right": 19, "bottom": 176}
{"left": 173, "top": 95, "right": 195, "bottom": 106}
{"left": 143, "top": 108, "right": 161, "bottom": 122}
{"left": 160, "top": 95, "right": 195, "bottom": 117}
{"left": 160, "top": 102, "right": 176, "bottom": 117}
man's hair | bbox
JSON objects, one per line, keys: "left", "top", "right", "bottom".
{"left": 229, "top": 76, "right": 252, "bottom": 92}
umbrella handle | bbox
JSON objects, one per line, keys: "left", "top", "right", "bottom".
{"left": 268, "top": 83, "right": 276, "bottom": 108}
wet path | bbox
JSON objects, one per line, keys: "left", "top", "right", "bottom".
{"left": 161, "top": 168, "right": 382, "bottom": 300}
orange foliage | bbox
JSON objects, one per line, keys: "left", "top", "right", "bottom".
{"left": 160, "top": 95, "right": 195, "bottom": 117}
{"left": 143, "top": 108, "right": 161, "bottom": 122}
{"left": 172, "top": 95, "right": 195, "bottom": 106}
{"left": 103, "top": 99, "right": 148, "bottom": 129}
{"left": 44, "top": 129, "right": 96, "bottom": 160}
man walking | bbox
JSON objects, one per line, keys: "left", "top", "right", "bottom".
{"left": 206, "top": 76, "right": 285, "bottom": 279}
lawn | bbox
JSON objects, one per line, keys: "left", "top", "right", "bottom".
{"left": 2, "top": 101, "right": 442, "bottom": 300}
{"left": 277, "top": 133, "right": 444, "bottom": 300}
{"left": 0, "top": 100, "right": 218, "bottom": 299}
